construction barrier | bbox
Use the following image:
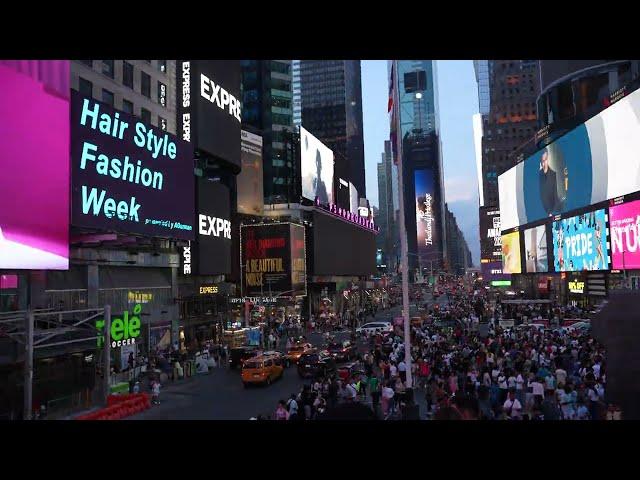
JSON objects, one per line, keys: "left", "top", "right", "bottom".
{"left": 75, "top": 393, "right": 151, "bottom": 420}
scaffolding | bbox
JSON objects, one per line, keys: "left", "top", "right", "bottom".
{"left": 0, "top": 305, "right": 111, "bottom": 420}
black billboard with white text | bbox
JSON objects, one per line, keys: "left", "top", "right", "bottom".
{"left": 176, "top": 60, "right": 241, "bottom": 171}
{"left": 71, "top": 91, "right": 195, "bottom": 240}
{"left": 197, "top": 179, "right": 232, "bottom": 275}
{"left": 479, "top": 207, "right": 502, "bottom": 261}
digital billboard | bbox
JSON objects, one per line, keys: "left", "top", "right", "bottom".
{"left": 524, "top": 225, "right": 548, "bottom": 273}
{"left": 415, "top": 169, "right": 439, "bottom": 265}
{"left": 300, "top": 126, "right": 334, "bottom": 204}
{"left": 480, "top": 261, "right": 510, "bottom": 283}
{"left": 197, "top": 179, "right": 232, "bottom": 275}
{"left": 312, "top": 211, "right": 377, "bottom": 276}
{"left": 238, "top": 130, "right": 264, "bottom": 216}
{"left": 479, "top": 207, "right": 501, "bottom": 261}
{"left": 241, "top": 223, "right": 306, "bottom": 297}
{"left": 609, "top": 199, "right": 640, "bottom": 269}
{"left": 552, "top": 208, "right": 610, "bottom": 272}
{"left": 501, "top": 231, "right": 521, "bottom": 274}
{"left": 499, "top": 86, "right": 640, "bottom": 231}
{"left": 177, "top": 60, "right": 241, "bottom": 171}
{"left": 71, "top": 92, "right": 195, "bottom": 240}
{"left": 0, "top": 61, "right": 70, "bottom": 270}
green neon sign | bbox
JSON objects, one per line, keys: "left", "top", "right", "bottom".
{"left": 97, "top": 304, "right": 142, "bottom": 349}
{"left": 491, "top": 280, "right": 512, "bottom": 287}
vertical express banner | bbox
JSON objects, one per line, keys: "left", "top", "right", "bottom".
{"left": 241, "top": 223, "right": 293, "bottom": 297}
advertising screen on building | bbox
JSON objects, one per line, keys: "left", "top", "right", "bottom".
{"left": 197, "top": 179, "right": 232, "bottom": 275}
{"left": 524, "top": 224, "right": 549, "bottom": 273}
{"left": 300, "top": 126, "right": 334, "bottom": 204}
{"left": 238, "top": 130, "right": 264, "bottom": 216}
{"left": 290, "top": 223, "right": 307, "bottom": 297}
{"left": 177, "top": 60, "right": 241, "bottom": 171}
{"left": 479, "top": 207, "right": 502, "bottom": 261}
{"left": 71, "top": 92, "right": 195, "bottom": 240}
{"left": 499, "top": 86, "right": 640, "bottom": 231}
{"left": 312, "top": 211, "right": 377, "bottom": 276}
{"left": 241, "top": 223, "right": 306, "bottom": 297}
{"left": 415, "top": 169, "right": 439, "bottom": 264}
{"left": 0, "top": 61, "right": 70, "bottom": 270}
{"left": 610, "top": 198, "right": 640, "bottom": 270}
{"left": 501, "top": 231, "right": 522, "bottom": 274}
{"left": 552, "top": 208, "right": 610, "bottom": 272}
{"left": 480, "top": 261, "right": 510, "bottom": 283}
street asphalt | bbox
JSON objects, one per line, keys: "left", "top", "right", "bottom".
{"left": 131, "top": 291, "right": 449, "bottom": 420}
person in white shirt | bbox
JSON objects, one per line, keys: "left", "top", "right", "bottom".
{"left": 507, "top": 373, "right": 517, "bottom": 390}
{"left": 556, "top": 367, "right": 567, "bottom": 386}
{"left": 389, "top": 363, "right": 398, "bottom": 379}
{"left": 397, "top": 360, "right": 407, "bottom": 384}
{"left": 503, "top": 390, "right": 523, "bottom": 419}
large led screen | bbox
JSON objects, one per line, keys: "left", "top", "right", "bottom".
{"left": 610, "top": 199, "right": 640, "bottom": 269}
{"left": 241, "top": 223, "right": 305, "bottom": 297}
{"left": 237, "top": 130, "right": 264, "bottom": 216}
{"left": 480, "top": 261, "right": 510, "bottom": 283}
{"left": 177, "top": 60, "right": 241, "bottom": 171}
{"left": 479, "top": 207, "right": 501, "bottom": 261}
{"left": 501, "top": 231, "right": 521, "bottom": 274}
{"left": 0, "top": 61, "right": 69, "bottom": 270}
{"left": 415, "top": 169, "right": 439, "bottom": 264}
{"left": 300, "top": 126, "right": 334, "bottom": 204}
{"left": 71, "top": 92, "right": 195, "bottom": 240}
{"left": 312, "top": 211, "right": 376, "bottom": 276}
{"left": 499, "top": 86, "right": 640, "bottom": 231}
{"left": 197, "top": 179, "right": 232, "bottom": 275}
{"left": 552, "top": 208, "right": 609, "bottom": 272}
{"left": 524, "top": 225, "right": 548, "bottom": 273}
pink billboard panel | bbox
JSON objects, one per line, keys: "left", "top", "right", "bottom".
{"left": 0, "top": 61, "right": 70, "bottom": 269}
{"left": 610, "top": 199, "right": 640, "bottom": 270}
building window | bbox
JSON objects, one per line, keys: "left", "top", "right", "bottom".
{"left": 102, "top": 89, "right": 114, "bottom": 107}
{"left": 122, "top": 99, "right": 133, "bottom": 114}
{"left": 140, "top": 107, "right": 151, "bottom": 124}
{"left": 102, "top": 60, "right": 114, "bottom": 78}
{"left": 158, "top": 60, "right": 167, "bottom": 73}
{"left": 158, "top": 80, "right": 166, "bottom": 107}
{"left": 159, "top": 116, "right": 167, "bottom": 131}
{"left": 78, "top": 77, "right": 92, "bottom": 98}
{"left": 404, "top": 70, "right": 427, "bottom": 93}
{"left": 79, "top": 60, "right": 93, "bottom": 67}
{"left": 123, "top": 61, "right": 134, "bottom": 88}
{"left": 141, "top": 72, "right": 151, "bottom": 98}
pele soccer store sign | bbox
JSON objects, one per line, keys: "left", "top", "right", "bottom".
{"left": 241, "top": 223, "right": 307, "bottom": 297}
{"left": 71, "top": 92, "right": 195, "bottom": 240}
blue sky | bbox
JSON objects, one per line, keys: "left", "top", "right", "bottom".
{"left": 361, "top": 60, "right": 481, "bottom": 265}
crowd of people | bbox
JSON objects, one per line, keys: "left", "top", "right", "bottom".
{"left": 265, "top": 281, "right": 609, "bottom": 421}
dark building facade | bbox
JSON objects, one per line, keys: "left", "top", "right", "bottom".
{"left": 445, "top": 204, "right": 473, "bottom": 275}
{"left": 299, "top": 60, "right": 366, "bottom": 205}
{"left": 241, "top": 60, "right": 295, "bottom": 204}
{"left": 476, "top": 60, "right": 541, "bottom": 208}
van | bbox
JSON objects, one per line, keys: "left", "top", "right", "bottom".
{"left": 241, "top": 354, "right": 285, "bottom": 387}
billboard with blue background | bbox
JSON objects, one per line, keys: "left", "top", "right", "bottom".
{"left": 552, "top": 208, "right": 610, "bottom": 272}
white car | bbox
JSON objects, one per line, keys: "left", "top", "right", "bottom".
{"left": 356, "top": 322, "right": 394, "bottom": 335}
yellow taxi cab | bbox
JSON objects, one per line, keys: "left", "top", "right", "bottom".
{"left": 241, "top": 353, "right": 285, "bottom": 387}
{"left": 285, "top": 343, "right": 313, "bottom": 365}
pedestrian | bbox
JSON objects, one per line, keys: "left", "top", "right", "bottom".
{"left": 151, "top": 379, "right": 161, "bottom": 405}
{"left": 398, "top": 358, "right": 407, "bottom": 385}
{"left": 381, "top": 381, "right": 395, "bottom": 417}
{"left": 287, "top": 394, "right": 299, "bottom": 420}
{"left": 275, "top": 400, "right": 289, "bottom": 420}
{"left": 503, "top": 388, "right": 522, "bottom": 420}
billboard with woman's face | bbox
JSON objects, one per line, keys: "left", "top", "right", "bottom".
{"left": 300, "top": 126, "right": 334, "bottom": 204}
{"left": 501, "top": 231, "right": 522, "bottom": 274}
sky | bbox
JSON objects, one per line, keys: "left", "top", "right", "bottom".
{"left": 361, "top": 60, "right": 481, "bottom": 266}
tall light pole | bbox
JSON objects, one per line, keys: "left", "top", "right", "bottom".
{"left": 393, "top": 61, "right": 412, "bottom": 388}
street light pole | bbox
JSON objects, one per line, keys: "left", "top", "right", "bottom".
{"left": 393, "top": 60, "right": 412, "bottom": 388}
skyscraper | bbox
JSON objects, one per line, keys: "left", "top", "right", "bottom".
{"left": 389, "top": 60, "right": 446, "bottom": 273}
{"left": 292, "top": 60, "right": 301, "bottom": 127}
{"left": 299, "top": 60, "right": 366, "bottom": 205}
{"left": 241, "top": 60, "right": 295, "bottom": 203}
{"left": 377, "top": 140, "right": 395, "bottom": 270}
{"left": 475, "top": 60, "right": 540, "bottom": 208}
